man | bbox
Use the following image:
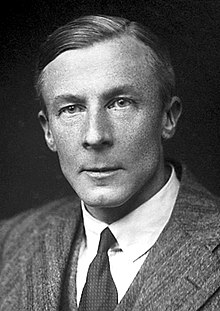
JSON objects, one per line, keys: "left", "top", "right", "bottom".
{"left": 0, "top": 15, "right": 219, "bottom": 310}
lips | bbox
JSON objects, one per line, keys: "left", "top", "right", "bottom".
{"left": 84, "top": 167, "right": 119, "bottom": 172}
{"left": 81, "top": 166, "right": 121, "bottom": 179}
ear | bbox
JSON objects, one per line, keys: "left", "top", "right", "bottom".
{"left": 162, "top": 96, "right": 182, "bottom": 140}
{"left": 38, "top": 110, "right": 57, "bottom": 152}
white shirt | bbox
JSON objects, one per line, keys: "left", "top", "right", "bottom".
{"left": 77, "top": 166, "right": 180, "bottom": 304}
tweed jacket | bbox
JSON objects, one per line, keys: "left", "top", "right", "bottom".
{"left": 0, "top": 164, "right": 220, "bottom": 310}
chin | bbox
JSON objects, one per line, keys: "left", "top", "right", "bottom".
{"left": 77, "top": 187, "right": 130, "bottom": 209}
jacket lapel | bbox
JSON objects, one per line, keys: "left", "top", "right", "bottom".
{"left": 22, "top": 198, "right": 82, "bottom": 310}
{"left": 130, "top": 173, "right": 220, "bottom": 311}
{"left": 132, "top": 219, "right": 220, "bottom": 311}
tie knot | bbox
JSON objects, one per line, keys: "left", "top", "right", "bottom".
{"left": 98, "top": 227, "right": 116, "bottom": 253}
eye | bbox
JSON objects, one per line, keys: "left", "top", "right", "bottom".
{"left": 58, "top": 104, "right": 85, "bottom": 115}
{"left": 108, "top": 98, "right": 133, "bottom": 110}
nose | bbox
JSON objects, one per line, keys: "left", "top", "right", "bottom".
{"left": 82, "top": 109, "right": 113, "bottom": 150}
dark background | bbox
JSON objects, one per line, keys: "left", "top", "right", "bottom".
{"left": 0, "top": 0, "right": 219, "bottom": 220}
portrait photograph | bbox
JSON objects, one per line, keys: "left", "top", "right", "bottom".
{"left": 0, "top": 0, "right": 219, "bottom": 310}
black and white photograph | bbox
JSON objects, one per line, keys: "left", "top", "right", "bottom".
{"left": 0, "top": 1, "right": 219, "bottom": 310}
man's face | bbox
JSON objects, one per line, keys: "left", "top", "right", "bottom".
{"left": 40, "top": 36, "right": 170, "bottom": 219}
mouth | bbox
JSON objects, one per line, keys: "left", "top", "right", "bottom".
{"left": 82, "top": 167, "right": 121, "bottom": 179}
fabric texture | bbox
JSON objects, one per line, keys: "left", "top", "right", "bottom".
{"left": 78, "top": 227, "right": 118, "bottom": 311}
{"left": 0, "top": 162, "right": 220, "bottom": 311}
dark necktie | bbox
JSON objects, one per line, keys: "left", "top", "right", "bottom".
{"left": 78, "top": 227, "right": 118, "bottom": 311}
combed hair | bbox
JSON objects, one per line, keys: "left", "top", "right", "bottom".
{"left": 35, "top": 15, "right": 175, "bottom": 112}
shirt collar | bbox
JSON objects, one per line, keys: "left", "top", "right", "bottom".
{"left": 81, "top": 165, "right": 180, "bottom": 262}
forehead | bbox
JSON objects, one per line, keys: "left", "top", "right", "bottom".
{"left": 41, "top": 36, "right": 158, "bottom": 100}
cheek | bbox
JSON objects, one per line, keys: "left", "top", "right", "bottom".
{"left": 116, "top": 113, "right": 162, "bottom": 159}
{"left": 50, "top": 123, "right": 80, "bottom": 164}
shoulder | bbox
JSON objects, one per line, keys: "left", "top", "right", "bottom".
{"left": 0, "top": 195, "right": 81, "bottom": 264}
{"left": 178, "top": 162, "right": 219, "bottom": 213}
{"left": 173, "top": 161, "right": 220, "bottom": 242}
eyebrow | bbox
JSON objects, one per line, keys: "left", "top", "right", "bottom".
{"left": 52, "top": 84, "right": 140, "bottom": 106}
{"left": 101, "top": 85, "right": 140, "bottom": 100}
{"left": 52, "top": 94, "right": 86, "bottom": 106}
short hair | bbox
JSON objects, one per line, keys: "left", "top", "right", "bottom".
{"left": 35, "top": 15, "right": 175, "bottom": 113}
